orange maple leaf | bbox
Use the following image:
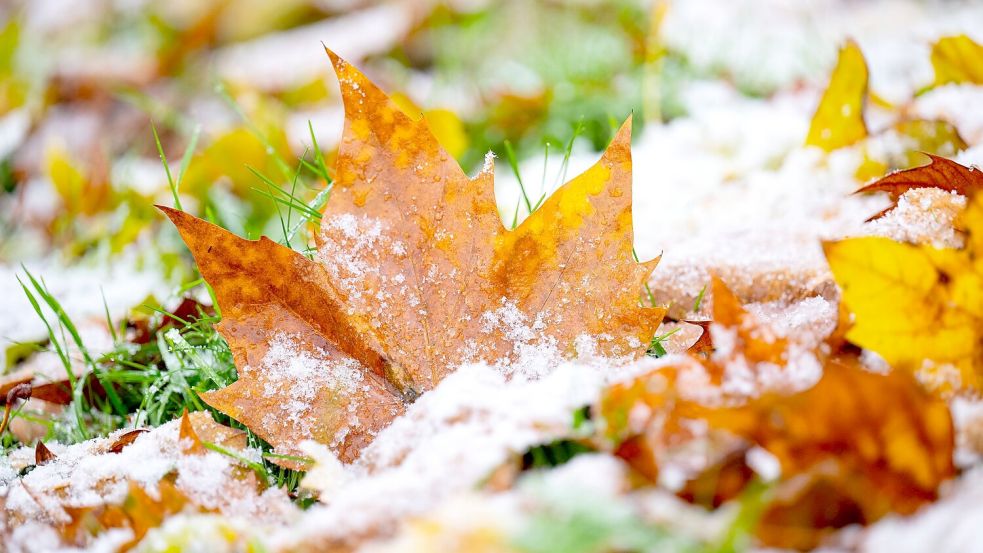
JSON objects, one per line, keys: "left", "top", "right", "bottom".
{"left": 161, "top": 49, "right": 664, "bottom": 466}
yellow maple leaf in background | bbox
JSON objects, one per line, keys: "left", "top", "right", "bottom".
{"left": 805, "top": 40, "right": 868, "bottom": 152}
{"left": 825, "top": 190, "right": 983, "bottom": 394}
{"left": 930, "top": 34, "right": 983, "bottom": 87}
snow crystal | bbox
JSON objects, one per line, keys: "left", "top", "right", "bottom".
{"left": 258, "top": 332, "right": 366, "bottom": 444}
{"left": 865, "top": 188, "right": 967, "bottom": 248}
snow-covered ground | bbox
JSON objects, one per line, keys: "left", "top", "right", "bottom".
{"left": 3, "top": 0, "right": 983, "bottom": 551}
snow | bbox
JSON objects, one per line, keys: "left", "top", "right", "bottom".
{"left": 914, "top": 85, "right": 983, "bottom": 144}
{"left": 865, "top": 188, "right": 967, "bottom": 248}
{"left": 257, "top": 332, "right": 368, "bottom": 447}
{"left": 272, "top": 352, "right": 658, "bottom": 550}
{"left": 3, "top": 0, "right": 983, "bottom": 549}
{"left": 0, "top": 414, "right": 296, "bottom": 538}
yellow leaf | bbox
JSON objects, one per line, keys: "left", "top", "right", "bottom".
{"left": 805, "top": 40, "right": 868, "bottom": 152}
{"left": 390, "top": 92, "right": 469, "bottom": 160}
{"left": 824, "top": 191, "right": 983, "bottom": 393}
{"left": 45, "top": 145, "right": 86, "bottom": 214}
{"left": 423, "top": 108, "right": 469, "bottom": 160}
{"left": 931, "top": 35, "right": 983, "bottom": 86}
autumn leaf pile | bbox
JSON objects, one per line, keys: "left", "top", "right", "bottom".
{"left": 4, "top": 28, "right": 983, "bottom": 553}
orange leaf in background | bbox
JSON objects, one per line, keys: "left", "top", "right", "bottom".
{"left": 599, "top": 278, "right": 790, "bottom": 484}
{"left": 162, "top": 49, "right": 664, "bottom": 467}
{"left": 600, "top": 356, "right": 955, "bottom": 551}
{"left": 703, "top": 276, "right": 788, "bottom": 371}
{"left": 598, "top": 276, "right": 954, "bottom": 550}
{"left": 857, "top": 154, "right": 983, "bottom": 221}
{"left": 805, "top": 39, "right": 868, "bottom": 152}
{"left": 600, "top": 277, "right": 793, "bottom": 443}
{"left": 117, "top": 479, "right": 191, "bottom": 547}
{"left": 698, "top": 357, "right": 955, "bottom": 550}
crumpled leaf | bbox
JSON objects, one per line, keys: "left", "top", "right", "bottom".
{"left": 857, "top": 154, "right": 982, "bottom": 220}
{"left": 598, "top": 274, "right": 955, "bottom": 550}
{"left": 825, "top": 189, "right": 983, "bottom": 394}
{"left": 600, "top": 355, "right": 954, "bottom": 550}
{"left": 162, "top": 50, "right": 664, "bottom": 467}
{"left": 696, "top": 356, "right": 955, "bottom": 550}
{"left": 930, "top": 34, "right": 983, "bottom": 87}
{"left": 598, "top": 278, "right": 804, "bottom": 484}
{"left": 805, "top": 40, "right": 868, "bottom": 152}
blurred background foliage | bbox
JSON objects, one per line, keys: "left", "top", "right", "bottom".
{"left": 0, "top": 0, "right": 690, "bottom": 263}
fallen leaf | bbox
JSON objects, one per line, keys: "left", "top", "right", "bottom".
{"left": 600, "top": 353, "right": 954, "bottom": 550}
{"left": 0, "top": 367, "right": 73, "bottom": 406}
{"left": 179, "top": 409, "right": 207, "bottom": 454}
{"left": 34, "top": 440, "right": 56, "bottom": 465}
{"left": 824, "top": 189, "right": 983, "bottom": 394}
{"left": 118, "top": 479, "right": 191, "bottom": 545}
{"left": 698, "top": 356, "right": 955, "bottom": 550}
{"left": 930, "top": 34, "right": 983, "bottom": 87}
{"left": 855, "top": 119, "right": 968, "bottom": 184}
{"left": 4, "top": 412, "right": 290, "bottom": 550}
{"left": 805, "top": 40, "right": 868, "bottom": 152}
{"left": 59, "top": 479, "right": 192, "bottom": 550}
{"left": 161, "top": 50, "right": 664, "bottom": 466}
{"left": 857, "top": 154, "right": 982, "bottom": 220}
{"left": 705, "top": 276, "right": 788, "bottom": 371}
{"left": 109, "top": 429, "right": 149, "bottom": 454}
